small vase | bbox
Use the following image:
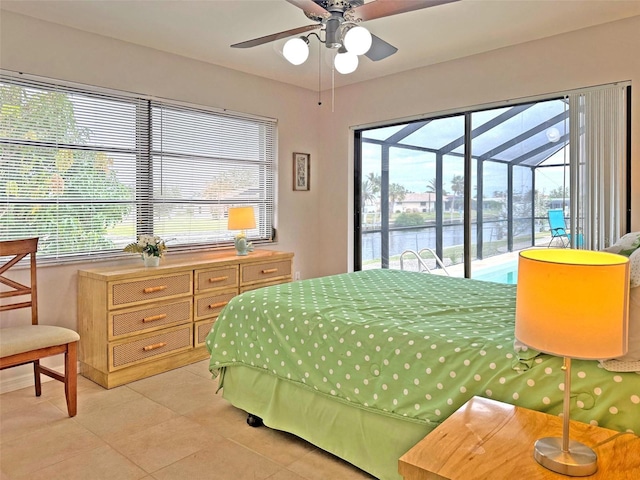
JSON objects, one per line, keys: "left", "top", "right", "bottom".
{"left": 142, "top": 255, "right": 160, "bottom": 267}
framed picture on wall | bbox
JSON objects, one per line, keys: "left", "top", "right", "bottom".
{"left": 293, "top": 152, "right": 310, "bottom": 191}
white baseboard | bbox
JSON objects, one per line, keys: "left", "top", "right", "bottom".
{"left": 0, "top": 361, "right": 61, "bottom": 395}
{"left": 0, "top": 372, "right": 52, "bottom": 395}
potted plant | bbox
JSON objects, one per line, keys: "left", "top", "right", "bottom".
{"left": 123, "top": 235, "right": 167, "bottom": 267}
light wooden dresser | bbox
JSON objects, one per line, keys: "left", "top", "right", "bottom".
{"left": 77, "top": 249, "right": 293, "bottom": 388}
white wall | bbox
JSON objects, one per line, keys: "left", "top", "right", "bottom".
{"left": 1, "top": 11, "right": 638, "bottom": 390}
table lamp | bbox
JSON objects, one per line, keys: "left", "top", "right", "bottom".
{"left": 515, "top": 249, "right": 629, "bottom": 476}
{"left": 227, "top": 206, "right": 256, "bottom": 256}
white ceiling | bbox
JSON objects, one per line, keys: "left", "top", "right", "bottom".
{"left": 3, "top": 0, "right": 640, "bottom": 91}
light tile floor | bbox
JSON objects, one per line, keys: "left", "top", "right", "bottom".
{"left": 0, "top": 361, "right": 375, "bottom": 480}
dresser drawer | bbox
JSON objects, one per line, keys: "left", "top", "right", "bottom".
{"left": 241, "top": 278, "right": 292, "bottom": 293}
{"left": 241, "top": 259, "right": 292, "bottom": 286}
{"left": 110, "top": 272, "right": 193, "bottom": 308}
{"left": 109, "top": 299, "right": 192, "bottom": 340}
{"left": 195, "top": 319, "right": 216, "bottom": 348}
{"left": 109, "top": 324, "right": 192, "bottom": 371}
{"left": 194, "top": 289, "right": 236, "bottom": 321}
{"left": 195, "top": 266, "right": 238, "bottom": 293}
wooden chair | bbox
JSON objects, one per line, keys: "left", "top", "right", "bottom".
{"left": 0, "top": 238, "right": 80, "bottom": 416}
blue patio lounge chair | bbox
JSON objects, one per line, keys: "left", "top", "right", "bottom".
{"left": 547, "top": 209, "right": 582, "bottom": 247}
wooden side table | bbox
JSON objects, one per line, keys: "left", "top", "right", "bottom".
{"left": 399, "top": 396, "right": 640, "bottom": 480}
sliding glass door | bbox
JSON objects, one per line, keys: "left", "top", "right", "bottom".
{"left": 357, "top": 115, "right": 465, "bottom": 272}
{"left": 354, "top": 84, "right": 629, "bottom": 281}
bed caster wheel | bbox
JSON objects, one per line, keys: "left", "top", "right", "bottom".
{"left": 247, "top": 414, "right": 263, "bottom": 427}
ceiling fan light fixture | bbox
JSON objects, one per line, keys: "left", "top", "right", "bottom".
{"left": 546, "top": 127, "right": 561, "bottom": 142}
{"left": 283, "top": 36, "right": 310, "bottom": 65}
{"left": 334, "top": 51, "right": 358, "bottom": 74}
{"left": 343, "top": 25, "right": 372, "bottom": 56}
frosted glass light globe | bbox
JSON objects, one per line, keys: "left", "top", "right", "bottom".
{"left": 344, "top": 26, "right": 372, "bottom": 55}
{"left": 334, "top": 51, "right": 358, "bottom": 74}
{"left": 546, "top": 127, "right": 561, "bottom": 143}
{"left": 283, "top": 37, "right": 309, "bottom": 65}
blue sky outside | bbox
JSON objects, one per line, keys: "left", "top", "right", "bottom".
{"left": 361, "top": 99, "right": 569, "bottom": 198}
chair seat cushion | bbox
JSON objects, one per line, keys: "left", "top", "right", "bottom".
{"left": 0, "top": 325, "right": 80, "bottom": 358}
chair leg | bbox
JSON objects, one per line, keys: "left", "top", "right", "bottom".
{"left": 64, "top": 342, "right": 78, "bottom": 417}
{"left": 33, "top": 360, "right": 42, "bottom": 397}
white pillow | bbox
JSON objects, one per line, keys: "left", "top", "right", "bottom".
{"left": 602, "top": 232, "right": 640, "bottom": 288}
{"left": 629, "top": 248, "right": 640, "bottom": 289}
{"left": 597, "top": 233, "right": 640, "bottom": 371}
{"left": 600, "top": 285, "right": 640, "bottom": 372}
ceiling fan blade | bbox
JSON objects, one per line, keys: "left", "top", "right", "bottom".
{"left": 352, "top": 0, "right": 459, "bottom": 22}
{"left": 286, "top": 0, "right": 330, "bottom": 18}
{"left": 365, "top": 34, "right": 398, "bottom": 61}
{"left": 231, "top": 24, "right": 320, "bottom": 48}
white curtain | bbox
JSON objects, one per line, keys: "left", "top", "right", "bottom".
{"left": 569, "top": 83, "right": 628, "bottom": 250}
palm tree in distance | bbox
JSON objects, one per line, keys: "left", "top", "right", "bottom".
{"left": 367, "top": 172, "right": 381, "bottom": 196}
{"left": 389, "top": 183, "right": 407, "bottom": 214}
{"left": 363, "top": 173, "right": 381, "bottom": 225}
{"left": 426, "top": 178, "right": 448, "bottom": 196}
{"left": 450, "top": 175, "right": 464, "bottom": 213}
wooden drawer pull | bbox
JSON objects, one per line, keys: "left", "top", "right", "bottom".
{"left": 209, "top": 301, "right": 228, "bottom": 309}
{"left": 142, "top": 313, "right": 167, "bottom": 323}
{"left": 262, "top": 268, "right": 278, "bottom": 274}
{"left": 143, "top": 285, "right": 167, "bottom": 294}
{"left": 142, "top": 342, "right": 167, "bottom": 351}
{"left": 209, "top": 276, "right": 229, "bottom": 283}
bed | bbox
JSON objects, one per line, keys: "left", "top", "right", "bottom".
{"left": 206, "top": 269, "right": 640, "bottom": 480}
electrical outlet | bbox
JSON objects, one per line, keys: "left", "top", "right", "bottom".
{"left": 294, "top": 271, "right": 301, "bottom": 281}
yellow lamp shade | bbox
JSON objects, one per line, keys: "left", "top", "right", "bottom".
{"left": 228, "top": 207, "right": 256, "bottom": 231}
{"left": 515, "top": 249, "right": 629, "bottom": 360}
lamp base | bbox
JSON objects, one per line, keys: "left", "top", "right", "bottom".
{"left": 233, "top": 235, "right": 253, "bottom": 256}
{"left": 533, "top": 437, "right": 597, "bottom": 477}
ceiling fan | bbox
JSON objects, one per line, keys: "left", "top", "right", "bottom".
{"left": 231, "top": 0, "right": 459, "bottom": 74}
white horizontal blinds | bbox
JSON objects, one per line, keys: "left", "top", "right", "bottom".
{"left": 569, "top": 83, "right": 627, "bottom": 250}
{"left": 150, "top": 102, "right": 275, "bottom": 247}
{"left": 1, "top": 73, "right": 276, "bottom": 261}
{"left": 0, "top": 75, "right": 141, "bottom": 259}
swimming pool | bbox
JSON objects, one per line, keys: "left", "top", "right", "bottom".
{"left": 473, "top": 261, "right": 518, "bottom": 285}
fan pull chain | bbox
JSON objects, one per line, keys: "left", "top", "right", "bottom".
{"left": 317, "top": 39, "right": 322, "bottom": 106}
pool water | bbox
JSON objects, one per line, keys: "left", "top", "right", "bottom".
{"left": 473, "top": 262, "right": 518, "bottom": 285}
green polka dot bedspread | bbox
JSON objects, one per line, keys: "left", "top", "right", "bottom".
{"left": 207, "top": 269, "right": 639, "bottom": 434}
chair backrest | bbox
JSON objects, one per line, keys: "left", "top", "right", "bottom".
{"left": 547, "top": 209, "right": 567, "bottom": 232}
{"left": 0, "top": 237, "right": 39, "bottom": 325}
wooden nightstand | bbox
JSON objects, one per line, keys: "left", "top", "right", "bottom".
{"left": 399, "top": 396, "right": 640, "bottom": 480}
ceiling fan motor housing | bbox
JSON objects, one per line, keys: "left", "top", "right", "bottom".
{"left": 325, "top": 16, "right": 344, "bottom": 48}
{"left": 304, "top": 0, "right": 364, "bottom": 21}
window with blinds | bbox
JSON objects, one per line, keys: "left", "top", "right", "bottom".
{"left": 0, "top": 74, "right": 276, "bottom": 261}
